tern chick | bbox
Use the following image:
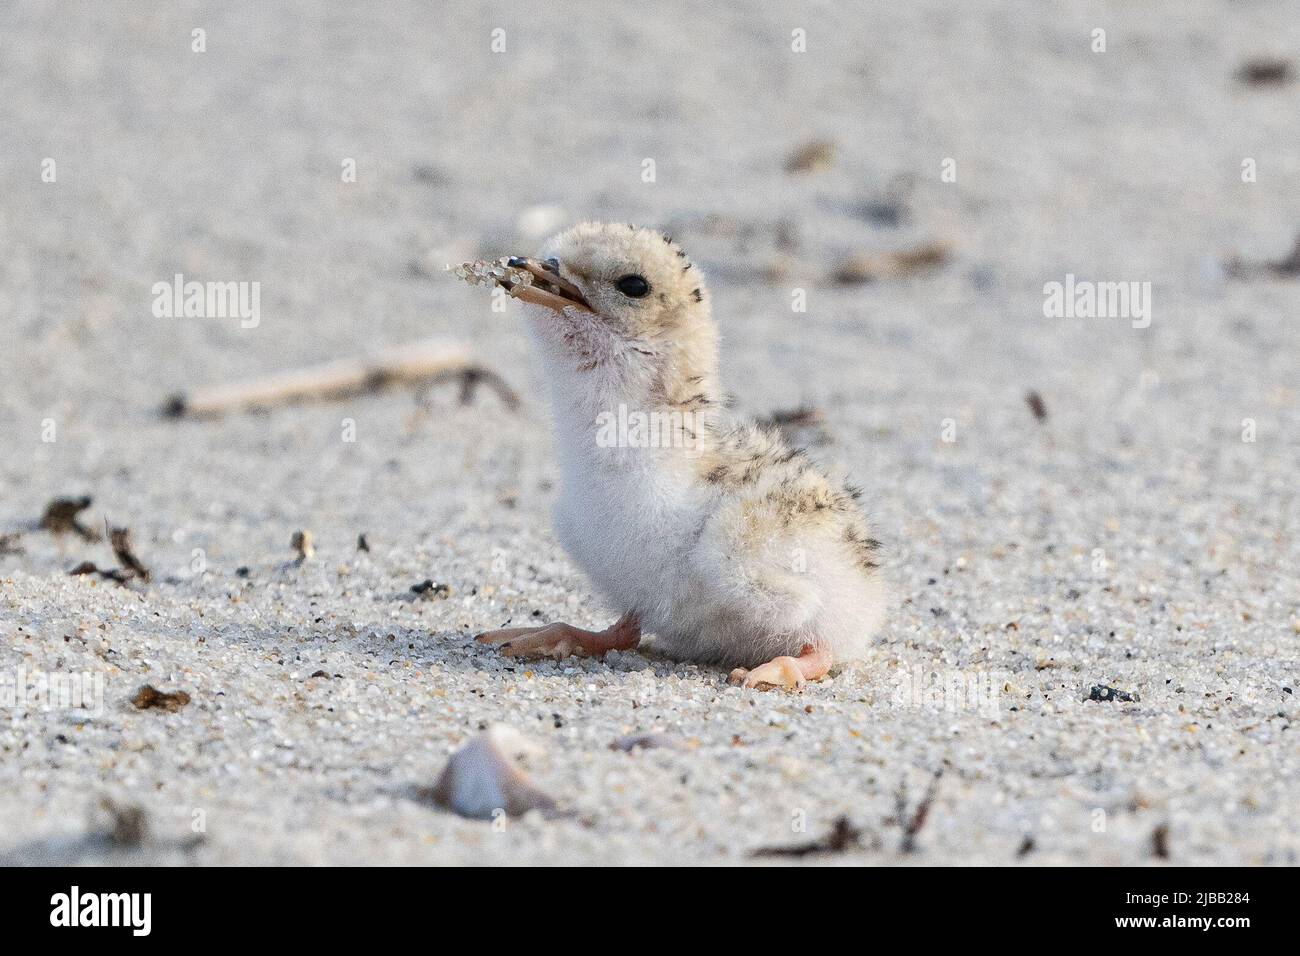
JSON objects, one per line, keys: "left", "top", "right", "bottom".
{"left": 464, "top": 222, "right": 887, "bottom": 690}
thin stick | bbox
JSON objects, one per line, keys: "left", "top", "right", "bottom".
{"left": 162, "top": 339, "right": 473, "bottom": 418}
{"left": 899, "top": 767, "right": 943, "bottom": 854}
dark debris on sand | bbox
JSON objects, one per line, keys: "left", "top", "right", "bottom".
{"left": 109, "top": 526, "right": 151, "bottom": 581}
{"left": 68, "top": 561, "right": 135, "bottom": 586}
{"left": 751, "top": 815, "right": 866, "bottom": 858}
{"left": 1025, "top": 390, "right": 1048, "bottom": 422}
{"left": 1236, "top": 57, "right": 1293, "bottom": 86}
{"left": 40, "top": 496, "right": 100, "bottom": 541}
{"left": 130, "top": 685, "right": 192, "bottom": 713}
{"left": 1088, "top": 684, "right": 1140, "bottom": 703}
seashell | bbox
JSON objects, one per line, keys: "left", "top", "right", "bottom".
{"left": 429, "top": 725, "right": 556, "bottom": 820}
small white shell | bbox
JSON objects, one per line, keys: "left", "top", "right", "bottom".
{"left": 429, "top": 725, "right": 556, "bottom": 820}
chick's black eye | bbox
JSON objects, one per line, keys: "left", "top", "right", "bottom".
{"left": 615, "top": 274, "right": 650, "bottom": 298}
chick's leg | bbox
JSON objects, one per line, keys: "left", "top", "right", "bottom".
{"left": 476, "top": 613, "right": 640, "bottom": 660}
{"left": 729, "top": 643, "right": 830, "bottom": 691}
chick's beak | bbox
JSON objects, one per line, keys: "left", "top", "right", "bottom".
{"left": 503, "top": 256, "right": 593, "bottom": 313}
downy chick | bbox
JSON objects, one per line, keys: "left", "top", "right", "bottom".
{"left": 464, "top": 222, "right": 886, "bottom": 689}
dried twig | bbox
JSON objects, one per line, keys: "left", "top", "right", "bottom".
{"left": 66, "top": 523, "right": 150, "bottom": 586}
{"left": 758, "top": 406, "right": 825, "bottom": 429}
{"left": 290, "top": 530, "right": 314, "bottom": 564}
{"left": 1268, "top": 234, "right": 1300, "bottom": 277}
{"left": 109, "top": 526, "right": 150, "bottom": 582}
{"left": 898, "top": 768, "right": 943, "bottom": 854}
{"left": 455, "top": 365, "right": 522, "bottom": 411}
{"left": 833, "top": 241, "right": 951, "bottom": 284}
{"left": 756, "top": 405, "right": 833, "bottom": 447}
{"left": 1025, "top": 390, "right": 1048, "bottom": 422}
{"left": 752, "top": 816, "right": 864, "bottom": 858}
{"left": 1236, "top": 58, "right": 1293, "bottom": 86}
{"left": 68, "top": 561, "right": 134, "bottom": 586}
{"left": 1151, "top": 824, "right": 1171, "bottom": 859}
{"left": 162, "top": 338, "right": 472, "bottom": 418}
{"left": 40, "top": 496, "right": 100, "bottom": 541}
{"left": 1224, "top": 232, "right": 1300, "bottom": 280}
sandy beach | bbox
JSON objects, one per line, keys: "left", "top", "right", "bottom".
{"left": 1, "top": 1, "right": 1297, "bottom": 864}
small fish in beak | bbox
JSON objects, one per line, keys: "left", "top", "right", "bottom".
{"left": 452, "top": 256, "right": 592, "bottom": 313}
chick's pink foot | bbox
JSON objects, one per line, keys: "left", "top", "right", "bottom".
{"left": 729, "top": 643, "right": 831, "bottom": 691}
{"left": 476, "top": 613, "right": 640, "bottom": 660}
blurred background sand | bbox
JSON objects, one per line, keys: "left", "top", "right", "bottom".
{"left": 1, "top": 2, "right": 1297, "bottom": 864}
